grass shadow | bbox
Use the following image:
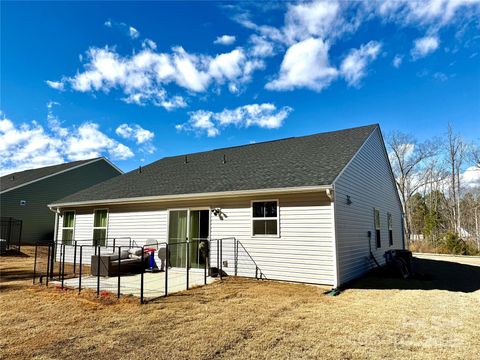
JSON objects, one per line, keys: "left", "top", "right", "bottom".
{"left": 351, "top": 257, "right": 480, "bottom": 293}
{"left": 2, "top": 249, "right": 30, "bottom": 257}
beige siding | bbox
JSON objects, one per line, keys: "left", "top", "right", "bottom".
{"left": 58, "top": 192, "right": 335, "bottom": 285}
{"left": 334, "top": 128, "right": 403, "bottom": 285}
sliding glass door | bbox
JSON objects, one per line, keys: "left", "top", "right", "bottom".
{"left": 168, "top": 210, "right": 188, "bottom": 268}
{"left": 168, "top": 209, "right": 209, "bottom": 269}
{"left": 189, "top": 210, "right": 209, "bottom": 268}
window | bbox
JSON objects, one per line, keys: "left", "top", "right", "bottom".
{"left": 62, "top": 211, "right": 75, "bottom": 245}
{"left": 252, "top": 201, "right": 278, "bottom": 236}
{"left": 387, "top": 213, "right": 393, "bottom": 246}
{"left": 374, "top": 209, "right": 381, "bottom": 248}
{"left": 93, "top": 209, "right": 108, "bottom": 246}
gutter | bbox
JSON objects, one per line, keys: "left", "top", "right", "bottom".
{"left": 48, "top": 185, "right": 333, "bottom": 210}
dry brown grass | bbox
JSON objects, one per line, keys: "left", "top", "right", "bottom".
{"left": 1, "top": 247, "right": 480, "bottom": 360}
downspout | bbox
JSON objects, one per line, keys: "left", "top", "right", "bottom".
{"left": 49, "top": 206, "right": 61, "bottom": 267}
{"left": 49, "top": 206, "right": 61, "bottom": 242}
{"left": 327, "top": 187, "right": 341, "bottom": 291}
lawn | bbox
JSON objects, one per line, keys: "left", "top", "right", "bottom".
{"left": 1, "top": 247, "right": 479, "bottom": 360}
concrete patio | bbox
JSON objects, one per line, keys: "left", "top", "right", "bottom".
{"left": 58, "top": 269, "right": 215, "bottom": 299}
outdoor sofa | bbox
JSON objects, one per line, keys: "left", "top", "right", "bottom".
{"left": 91, "top": 248, "right": 147, "bottom": 277}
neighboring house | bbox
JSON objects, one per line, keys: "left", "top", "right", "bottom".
{"left": 49, "top": 124, "right": 404, "bottom": 287}
{"left": 0, "top": 158, "right": 122, "bottom": 244}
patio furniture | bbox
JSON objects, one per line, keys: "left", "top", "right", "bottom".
{"left": 144, "top": 247, "right": 159, "bottom": 272}
{"left": 91, "top": 249, "right": 147, "bottom": 277}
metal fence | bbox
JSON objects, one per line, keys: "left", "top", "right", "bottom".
{"left": 33, "top": 237, "right": 265, "bottom": 304}
{"left": 0, "top": 217, "right": 22, "bottom": 251}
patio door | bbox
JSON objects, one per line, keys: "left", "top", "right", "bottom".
{"left": 168, "top": 209, "right": 209, "bottom": 269}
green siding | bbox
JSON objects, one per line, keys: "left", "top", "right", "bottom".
{"left": 0, "top": 160, "right": 121, "bottom": 244}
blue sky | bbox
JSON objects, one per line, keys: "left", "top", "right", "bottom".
{"left": 1, "top": 1, "right": 479, "bottom": 175}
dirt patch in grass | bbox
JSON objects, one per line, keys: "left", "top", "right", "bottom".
{"left": 1, "top": 248, "right": 479, "bottom": 359}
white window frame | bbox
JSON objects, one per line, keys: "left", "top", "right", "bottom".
{"left": 93, "top": 208, "right": 109, "bottom": 246}
{"left": 167, "top": 207, "right": 211, "bottom": 242}
{"left": 387, "top": 212, "right": 393, "bottom": 247}
{"left": 251, "top": 199, "right": 280, "bottom": 237}
{"left": 62, "top": 210, "right": 75, "bottom": 245}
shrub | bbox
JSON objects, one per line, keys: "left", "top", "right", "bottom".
{"left": 410, "top": 234, "right": 480, "bottom": 256}
{"left": 440, "top": 232, "right": 480, "bottom": 255}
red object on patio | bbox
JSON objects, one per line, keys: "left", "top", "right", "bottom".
{"left": 144, "top": 247, "right": 157, "bottom": 271}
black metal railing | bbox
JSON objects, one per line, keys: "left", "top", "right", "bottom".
{"left": 33, "top": 237, "right": 267, "bottom": 304}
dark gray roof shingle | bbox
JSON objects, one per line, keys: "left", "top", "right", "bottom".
{"left": 52, "top": 124, "right": 378, "bottom": 205}
{"left": 1, "top": 158, "right": 102, "bottom": 193}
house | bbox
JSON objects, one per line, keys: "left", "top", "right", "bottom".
{"left": 48, "top": 124, "right": 404, "bottom": 287}
{"left": 0, "top": 158, "right": 122, "bottom": 244}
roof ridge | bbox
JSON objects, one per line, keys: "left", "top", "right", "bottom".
{"left": 162, "top": 123, "right": 378, "bottom": 161}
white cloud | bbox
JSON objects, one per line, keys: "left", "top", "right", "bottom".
{"left": 248, "top": 35, "right": 275, "bottom": 57}
{"left": 46, "top": 101, "right": 68, "bottom": 137}
{"left": 266, "top": 38, "right": 338, "bottom": 91}
{"left": 51, "top": 44, "right": 264, "bottom": 108}
{"left": 393, "top": 54, "right": 403, "bottom": 68}
{"left": 0, "top": 113, "right": 135, "bottom": 175}
{"left": 433, "top": 71, "right": 448, "bottom": 81}
{"left": 373, "top": 0, "right": 480, "bottom": 26}
{"left": 340, "top": 41, "right": 382, "bottom": 87}
{"left": 177, "top": 110, "right": 219, "bottom": 137}
{"left": 411, "top": 35, "right": 440, "bottom": 59}
{"left": 142, "top": 38, "right": 157, "bottom": 50}
{"left": 115, "top": 123, "right": 156, "bottom": 154}
{"left": 45, "top": 80, "right": 65, "bottom": 91}
{"left": 104, "top": 19, "right": 141, "bottom": 40}
{"left": 283, "top": 0, "right": 342, "bottom": 44}
{"left": 177, "top": 103, "right": 293, "bottom": 137}
{"left": 214, "top": 35, "right": 236, "bottom": 45}
{"left": 230, "top": 0, "right": 479, "bottom": 92}
{"left": 129, "top": 26, "right": 140, "bottom": 39}
{"left": 65, "top": 122, "right": 134, "bottom": 160}
{"left": 171, "top": 47, "right": 211, "bottom": 92}
{"left": 115, "top": 123, "right": 154, "bottom": 144}
{"left": 208, "top": 49, "right": 249, "bottom": 88}
{"left": 462, "top": 166, "right": 480, "bottom": 189}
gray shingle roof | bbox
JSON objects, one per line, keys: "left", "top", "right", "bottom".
{"left": 52, "top": 124, "right": 378, "bottom": 205}
{"left": 0, "top": 158, "right": 102, "bottom": 193}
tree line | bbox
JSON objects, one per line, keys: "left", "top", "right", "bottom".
{"left": 387, "top": 124, "right": 480, "bottom": 255}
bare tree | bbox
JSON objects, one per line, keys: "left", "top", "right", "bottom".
{"left": 387, "top": 131, "right": 438, "bottom": 244}
{"left": 446, "top": 124, "right": 467, "bottom": 234}
{"left": 471, "top": 144, "right": 480, "bottom": 169}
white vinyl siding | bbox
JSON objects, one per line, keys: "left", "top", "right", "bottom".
{"left": 56, "top": 192, "right": 335, "bottom": 285}
{"left": 334, "top": 128, "right": 403, "bottom": 285}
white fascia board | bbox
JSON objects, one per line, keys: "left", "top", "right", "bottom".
{"left": 48, "top": 185, "right": 333, "bottom": 209}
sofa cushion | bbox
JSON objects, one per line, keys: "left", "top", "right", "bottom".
{"left": 128, "top": 248, "right": 143, "bottom": 257}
